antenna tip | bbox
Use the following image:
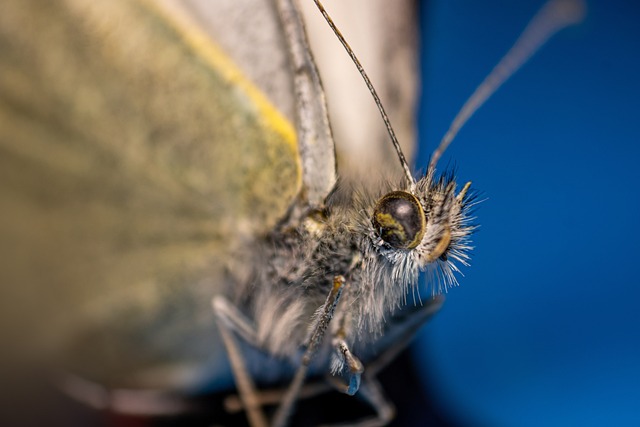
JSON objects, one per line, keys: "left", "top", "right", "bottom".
{"left": 549, "top": 0, "right": 587, "bottom": 26}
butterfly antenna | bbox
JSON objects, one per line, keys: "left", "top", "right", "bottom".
{"left": 312, "top": 0, "right": 417, "bottom": 189}
{"left": 429, "top": 0, "right": 586, "bottom": 171}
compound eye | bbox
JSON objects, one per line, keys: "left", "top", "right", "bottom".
{"left": 372, "top": 191, "right": 426, "bottom": 249}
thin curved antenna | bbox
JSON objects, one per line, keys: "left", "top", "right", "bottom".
{"left": 429, "top": 0, "right": 586, "bottom": 171}
{"left": 312, "top": 0, "right": 417, "bottom": 189}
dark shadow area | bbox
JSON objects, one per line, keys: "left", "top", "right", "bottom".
{"left": 1, "top": 349, "right": 461, "bottom": 427}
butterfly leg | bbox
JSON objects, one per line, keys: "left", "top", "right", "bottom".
{"left": 329, "top": 338, "right": 364, "bottom": 396}
{"left": 212, "top": 296, "right": 269, "bottom": 427}
{"left": 271, "top": 275, "right": 346, "bottom": 427}
{"left": 324, "top": 270, "right": 363, "bottom": 396}
{"left": 321, "top": 337, "right": 391, "bottom": 427}
{"left": 324, "top": 295, "right": 445, "bottom": 427}
{"left": 221, "top": 296, "right": 441, "bottom": 426}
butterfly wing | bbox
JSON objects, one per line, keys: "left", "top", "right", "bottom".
{"left": 0, "top": 0, "right": 301, "bottom": 389}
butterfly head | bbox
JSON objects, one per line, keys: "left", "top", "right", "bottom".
{"left": 371, "top": 172, "right": 475, "bottom": 276}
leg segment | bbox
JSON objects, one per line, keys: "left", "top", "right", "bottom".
{"left": 212, "top": 296, "right": 268, "bottom": 427}
{"left": 271, "top": 275, "right": 346, "bottom": 427}
{"left": 326, "top": 296, "right": 445, "bottom": 427}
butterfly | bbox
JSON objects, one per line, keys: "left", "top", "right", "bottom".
{"left": 0, "top": 0, "right": 584, "bottom": 426}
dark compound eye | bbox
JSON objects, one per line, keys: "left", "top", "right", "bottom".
{"left": 372, "top": 191, "right": 426, "bottom": 249}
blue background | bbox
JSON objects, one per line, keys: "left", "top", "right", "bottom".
{"left": 415, "top": 1, "right": 640, "bottom": 426}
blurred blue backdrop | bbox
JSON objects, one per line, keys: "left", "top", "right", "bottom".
{"left": 415, "top": 1, "right": 640, "bottom": 426}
